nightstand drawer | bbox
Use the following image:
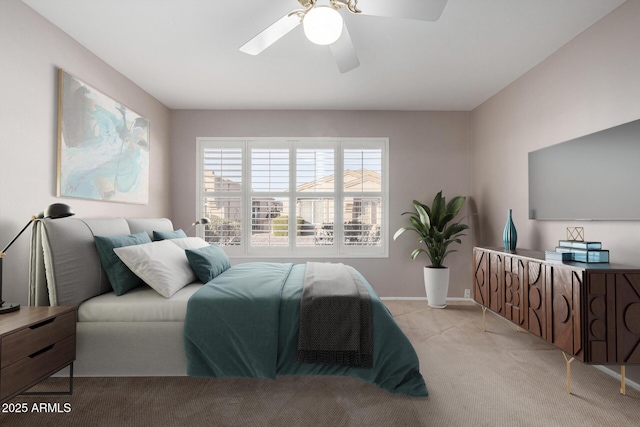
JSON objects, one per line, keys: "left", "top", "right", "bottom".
{"left": 1, "top": 311, "right": 76, "bottom": 369}
{"left": 0, "top": 334, "right": 76, "bottom": 401}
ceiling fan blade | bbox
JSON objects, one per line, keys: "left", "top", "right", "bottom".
{"left": 357, "top": 0, "right": 448, "bottom": 22}
{"left": 239, "top": 13, "right": 302, "bottom": 55}
{"left": 329, "top": 23, "right": 360, "bottom": 73}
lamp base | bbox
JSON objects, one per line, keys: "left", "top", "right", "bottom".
{"left": 0, "top": 302, "right": 20, "bottom": 314}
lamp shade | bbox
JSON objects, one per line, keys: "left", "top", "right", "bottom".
{"left": 303, "top": 6, "right": 344, "bottom": 46}
{"left": 43, "top": 203, "right": 75, "bottom": 219}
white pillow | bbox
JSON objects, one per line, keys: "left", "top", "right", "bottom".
{"left": 168, "top": 237, "right": 210, "bottom": 250}
{"left": 113, "top": 240, "right": 197, "bottom": 298}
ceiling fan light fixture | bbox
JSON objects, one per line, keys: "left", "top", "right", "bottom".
{"left": 303, "top": 6, "right": 343, "bottom": 45}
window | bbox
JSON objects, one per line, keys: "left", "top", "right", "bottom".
{"left": 197, "top": 138, "right": 388, "bottom": 257}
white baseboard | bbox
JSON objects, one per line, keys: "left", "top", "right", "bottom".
{"left": 594, "top": 365, "right": 640, "bottom": 392}
{"left": 380, "top": 297, "right": 474, "bottom": 301}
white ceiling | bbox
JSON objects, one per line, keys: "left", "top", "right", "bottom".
{"left": 22, "top": 0, "right": 626, "bottom": 111}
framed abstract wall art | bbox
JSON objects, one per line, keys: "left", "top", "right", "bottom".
{"left": 57, "top": 69, "right": 150, "bottom": 204}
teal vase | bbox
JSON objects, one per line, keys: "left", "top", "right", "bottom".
{"left": 503, "top": 209, "right": 517, "bottom": 251}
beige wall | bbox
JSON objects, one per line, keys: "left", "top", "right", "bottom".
{"left": 170, "top": 110, "right": 473, "bottom": 297}
{"left": 471, "top": 0, "right": 640, "bottom": 380}
{"left": 0, "top": 0, "right": 172, "bottom": 305}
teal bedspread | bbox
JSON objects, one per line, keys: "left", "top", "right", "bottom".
{"left": 184, "top": 262, "right": 428, "bottom": 397}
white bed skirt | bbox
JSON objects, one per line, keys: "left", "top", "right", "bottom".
{"left": 61, "top": 322, "right": 188, "bottom": 377}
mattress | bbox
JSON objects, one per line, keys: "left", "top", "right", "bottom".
{"left": 78, "top": 283, "right": 203, "bottom": 322}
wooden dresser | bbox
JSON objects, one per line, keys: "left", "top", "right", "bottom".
{"left": 0, "top": 306, "right": 76, "bottom": 403}
{"left": 473, "top": 247, "right": 640, "bottom": 392}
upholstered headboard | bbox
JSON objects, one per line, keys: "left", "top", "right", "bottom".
{"left": 29, "top": 217, "right": 173, "bottom": 307}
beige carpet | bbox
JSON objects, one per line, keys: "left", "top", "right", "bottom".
{"left": 2, "top": 301, "right": 639, "bottom": 426}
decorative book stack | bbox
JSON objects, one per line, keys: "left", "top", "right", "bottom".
{"left": 545, "top": 240, "right": 610, "bottom": 263}
{"left": 544, "top": 250, "right": 572, "bottom": 262}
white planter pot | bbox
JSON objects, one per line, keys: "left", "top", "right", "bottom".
{"left": 424, "top": 267, "right": 450, "bottom": 308}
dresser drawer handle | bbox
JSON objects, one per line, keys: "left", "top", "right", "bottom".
{"left": 29, "top": 344, "right": 55, "bottom": 358}
{"left": 30, "top": 318, "right": 55, "bottom": 329}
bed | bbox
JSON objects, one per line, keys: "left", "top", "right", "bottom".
{"left": 29, "top": 217, "right": 427, "bottom": 396}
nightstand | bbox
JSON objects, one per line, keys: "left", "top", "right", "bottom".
{"left": 0, "top": 306, "right": 76, "bottom": 403}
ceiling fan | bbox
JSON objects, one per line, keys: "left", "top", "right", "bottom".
{"left": 239, "top": 0, "right": 448, "bottom": 73}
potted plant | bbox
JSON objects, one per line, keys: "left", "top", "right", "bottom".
{"left": 393, "top": 191, "right": 468, "bottom": 308}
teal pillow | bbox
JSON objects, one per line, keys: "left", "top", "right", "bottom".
{"left": 94, "top": 232, "right": 152, "bottom": 295}
{"left": 185, "top": 244, "right": 231, "bottom": 283}
{"left": 153, "top": 229, "right": 187, "bottom": 241}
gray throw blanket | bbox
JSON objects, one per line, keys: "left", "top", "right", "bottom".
{"left": 297, "top": 262, "right": 373, "bottom": 368}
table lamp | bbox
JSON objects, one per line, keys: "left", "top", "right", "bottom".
{"left": 0, "top": 203, "right": 75, "bottom": 314}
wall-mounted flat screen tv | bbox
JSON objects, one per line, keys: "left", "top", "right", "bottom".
{"left": 528, "top": 118, "right": 640, "bottom": 220}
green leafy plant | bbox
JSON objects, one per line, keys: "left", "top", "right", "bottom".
{"left": 393, "top": 191, "right": 468, "bottom": 268}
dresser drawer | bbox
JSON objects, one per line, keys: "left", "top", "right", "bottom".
{"left": 1, "top": 311, "right": 76, "bottom": 369}
{"left": 0, "top": 334, "right": 75, "bottom": 401}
